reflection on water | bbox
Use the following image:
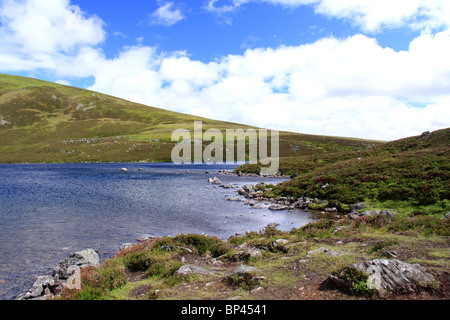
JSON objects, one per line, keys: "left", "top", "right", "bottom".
{"left": 0, "top": 163, "right": 315, "bottom": 299}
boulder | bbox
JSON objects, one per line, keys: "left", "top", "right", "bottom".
{"left": 53, "top": 248, "right": 100, "bottom": 280}
{"left": 208, "top": 177, "right": 222, "bottom": 184}
{"left": 224, "top": 265, "right": 265, "bottom": 290}
{"left": 326, "top": 259, "right": 437, "bottom": 296}
{"left": 349, "top": 202, "right": 366, "bottom": 212}
{"left": 16, "top": 248, "right": 99, "bottom": 300}
{"left": 230, "top": 265, "right": 262, "bottom": 277}
{"left": 231, "top": 247, "right": 262, "bottom": 262}
{"left": 268, "top": 204, "right": 288, "bottom": 211}
{"left": 15, "top": 276, "right": 56, "bottom": 300}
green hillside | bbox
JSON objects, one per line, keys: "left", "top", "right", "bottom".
{"left": 239, "top": 128, "right": 449, "bottom": 211}
{"left": 0, "top": 73, "right": 380, "bottom": 163}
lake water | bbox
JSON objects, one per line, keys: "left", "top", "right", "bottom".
{"left": 0, "top": 163, "right": 315, "bottom": 300}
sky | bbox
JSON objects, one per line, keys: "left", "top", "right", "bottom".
{"left": 1, "top": 0, "right": 450, "bottom": 141}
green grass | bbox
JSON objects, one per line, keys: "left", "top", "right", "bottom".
{"left": 56, "top": 214, "right": 450, "bottom": 300}
{"left": 237, "top": 128, "right": 449, "bottom": 210}
{"left": 0, "top": 73, "right": 381, "bottom": 163}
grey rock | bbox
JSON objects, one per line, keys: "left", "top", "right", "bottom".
{"left": 362, "top": 209, "right": 381, "bottom": 216}
{"left": 208, "top": 177, "right": 222, "bottom": 184}
{"left": 176, "top": 264, "right": 215, "bottom": 275}
{"left": 268, "top": 204, "right": 288, "bottom": 211}
{"left": 230, "top": 265, "right": 262, "bottom": 277}
{"left": 349, "top": 202, "right": 366, "bottom": 212}
{"left": 16, "top": 275, "right": 56, "bottom": 300}
{"left": 119, "top": 243, "right": 134, "bottom": 251}
{"left": 53, "top": 248, "right": 100, "bottom": 280}
{"left": 328, "top": 259, "right": 437, "bottom": 296}
{"left": 380, "top": 209, "right": 397, "bottom": 217}
{"left": 232, "top": 247, "right": 262, "bottom": 261}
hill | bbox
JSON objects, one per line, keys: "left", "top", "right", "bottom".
{"left": 0, "top": 73, "right": 380, "bottom": 163}
{"left": 237, "top": 128, "right": 449, "bottom": 211}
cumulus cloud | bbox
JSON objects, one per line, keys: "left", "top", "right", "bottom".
{"left": 206, "top": 0, "right": 450, "bottom": 32}
{"left": 0, "top": 0, "right": 449, "bottom": 141}
{"left": 84, "top": 31, "right": 450, "bottom": 140}
{"left": 0, "top": 0, "right": 105, "bottom": 73}
{"left": 150, "top": 1, "right": 185, "bottom": 27}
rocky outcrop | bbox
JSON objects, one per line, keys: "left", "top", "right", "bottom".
{"left": 223, "top": 265, "right": 266, "bottom": 290}
{"left": 349, "top": 209, "right": 397, "bottom": 220}
{"left": 231, "top": 243, "right": 263, "bottom": 262}
{"left": 208, "top": 177, "right": 222, "bottom": 185}
{"left": 16, "top": 248, "right": 100, "bottom": 300}
{"left": 325, "top": 259, "right": 437, "bottom": 296}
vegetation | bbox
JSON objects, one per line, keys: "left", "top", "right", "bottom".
{"left": 57, "top": 214, "right": 449, "bottom": 300}
{"left": 0, "top": 73, "right": 381, "bottom": 163}
{"left": 236, "top": 128, "right": 449, "bottom": 214}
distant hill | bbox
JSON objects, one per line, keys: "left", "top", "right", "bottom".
{"left": 0, "top": 73, "right": 380, "bottom": 163}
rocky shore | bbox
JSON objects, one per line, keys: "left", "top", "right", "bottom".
{"left": 212, "top": 175, "right": 391, "bottom": 220}
{"left": 15, "top": 175, "right": 448, "bottom": 300}
{"left": 16, "top": 249, "right": 100, "bottom": 300}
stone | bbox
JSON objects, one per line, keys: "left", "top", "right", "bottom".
{"left": 268, "top": 204, "right": 288, "bottom": 211}
{"left": 53, "top": 248, "right": 100, "bottom": 280}
{"left": 208, "top": 177, "right": 222, "bottom": 184}
{"left": 224, "top": 265, "right": 265, "bottom": 289}
{"left": 176, "top": 264, "right": 215, "bottom": 275}
{"left": 119, "top": 243, "right": 134, "bottom": 251}
{"left": 361, "top": 209, "right": 381, "bottom": 216}
{"left": 273, "top": 239, "right": 289, "bottom": 249}
{"left": 15, "top": 275, "right": 57, "bottom": 300}
{"left": 326, "top": 259, "right": 437, "bottom": 296}
{"left": 229, "top": 265, "right": 262, "bottom": 278}
{"left": 349, "top": 202, "right": 366, "bottom": 212}
{"left": 380, "top": 209, "right": 397, "bottom": 217}
{"left": 232, "top": 243, "right": 263, "bottom": 261}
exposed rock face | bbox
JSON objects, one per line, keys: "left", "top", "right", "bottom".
{"left": 16, "top": 248, "right": 100, "bottom": 300}
{"left": 53, "top": 248, "right": 100, "bottom": 280}
{"left": 349, "top": 209, "right": 397, "bottom": 220}
{"left": 326, "top": 259, "right": 437, "bottom": 296}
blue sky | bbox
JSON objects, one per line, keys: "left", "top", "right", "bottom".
{"left": 73, "top": 0, "right": 417, "bottom": 62}
{"left": 0, "top": 0, "right": 449, "bottom": 140}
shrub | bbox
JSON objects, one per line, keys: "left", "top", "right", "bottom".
{"left": 123, "top": 251, "right": 155, "bottom": 271}
{"left": 173, "top": 234, "right": 231, "bottom": 257}
{"left": 343, "top": 268, "right": 376, "bottom": 297}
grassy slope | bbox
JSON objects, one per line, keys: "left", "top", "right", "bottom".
{"left": 238, "top": 128, "right": 449, "bottom": 212}
{"left": 0, "top": 73, "right": 380, "bottom": 163}
{"left": 59, "top": 218, "right": 450, "bottom": 301}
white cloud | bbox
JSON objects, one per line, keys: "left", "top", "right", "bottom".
{"left": 0, "top": 0, "right": 105, "bottom": 73}
{"left": 206, "top": 0, "right": 450, "bottom": 32}
{"left": 0, "top": 0, "right": 449, "bottom": 141}
{"left": 84, "top": 31, "right": 450, "bottom": 140}
{"left": 150, "top": 1, "right": 185, "bottom": 27}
